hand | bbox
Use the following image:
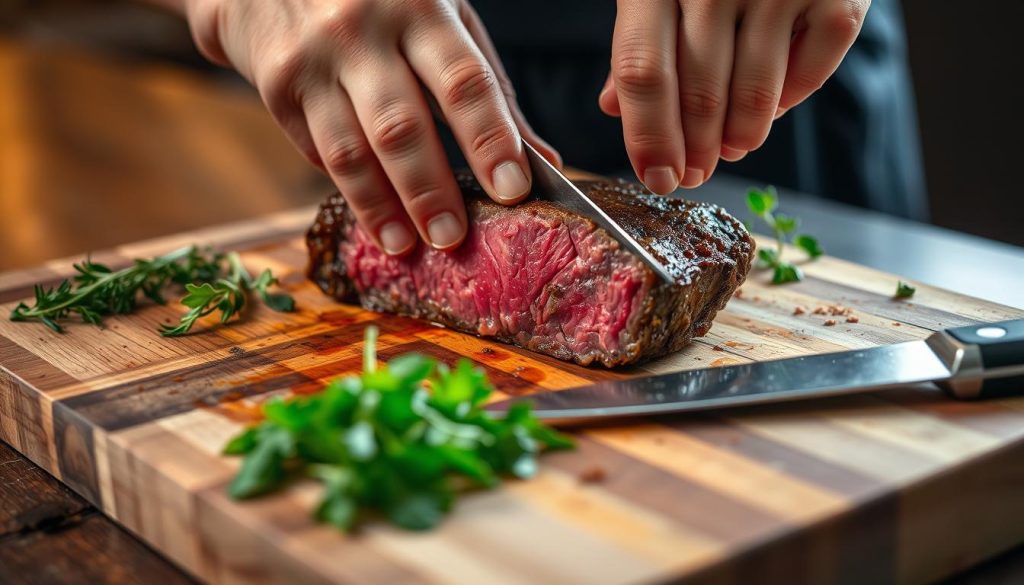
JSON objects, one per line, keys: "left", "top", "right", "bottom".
{"left": 184, "top": 0, "right": 560, "bottom": 253}
{"left": 599, "top": 0, "right": 869, "bottom": 193}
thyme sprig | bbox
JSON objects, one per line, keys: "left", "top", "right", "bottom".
{"left": 10, "top": 246, "right": 294, "bottom": 336}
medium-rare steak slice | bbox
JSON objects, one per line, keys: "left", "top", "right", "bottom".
{"left": 307, "top": 173, "right": 753, "bottom": 367}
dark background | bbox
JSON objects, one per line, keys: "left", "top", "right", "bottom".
{"left": 2, "top": 0, "right": 1022, "bottom": 247}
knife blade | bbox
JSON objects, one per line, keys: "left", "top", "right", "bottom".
{"left": 522, "top": 141, "right": 675, "bottom": 283}
{"left": 486, "top": 319, "right": 1024, "bottom": 423}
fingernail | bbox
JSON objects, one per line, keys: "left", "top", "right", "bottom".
{"left": 427, "top": 212, "right": 464, "bottom": 249}
{"left": 720, "top": 146, "right": 748, "bottom": 162}
{"left": 492, "top": 161, "right": 530, "bottom": 202}
{"left": 681, "top": 167, "right": 705, "bottom": 189}
{"left": 378, "top": 221, "right": 415, "bottom": 255}
{"left": 642, "top": 166, "right": 679, "bottom": 195}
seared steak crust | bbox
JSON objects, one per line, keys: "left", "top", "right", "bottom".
{"left": 307, "top": 173, "right": 753, "bottom": 367}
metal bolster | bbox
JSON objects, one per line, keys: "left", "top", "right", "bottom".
{"left": 926, "top": 331, "right": 985, "bottom": 399}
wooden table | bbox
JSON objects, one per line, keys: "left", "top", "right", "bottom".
{"left": 2, "top": 38, "right": 1024, "bottom": 584}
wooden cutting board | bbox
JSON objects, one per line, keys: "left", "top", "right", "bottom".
{"left": 1, "top": 204, "right": 1023, "bottom": 585}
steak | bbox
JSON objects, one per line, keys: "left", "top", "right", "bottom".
{"left": 307, "top": 173, "right": 754, "bottom": 367}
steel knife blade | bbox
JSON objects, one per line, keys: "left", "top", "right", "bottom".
{"left": 486, "top": 319, "right": 1024, "bottom": 424}
{"left": 522, "top": 141, "right": 675, "bottom": 283}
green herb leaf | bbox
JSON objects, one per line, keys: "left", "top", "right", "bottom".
{"left": 228, "top": 425, "right": 294, "bottom": 499}
{"left": 772, "top": 262, "right": 803, "bottom": 284}
{"left": 895, "top": 281, "right": 916, "bottom": 298}
{"left": 794, "top": 234, "right": 824, "bottom": 258}
{"left": 774, "top": 214, "right": 798, "bottom": 235}
{"left": 388, "top": 491, "right": 450, "bottom": 531}
{"left": 746, "top": 187, "right": 777, "bottom": 216}
{"left": 757, "top": 248, "right": 780, "bottom": 269}
{"left": 222, "top": 427, "right": 259, "bottom": 455}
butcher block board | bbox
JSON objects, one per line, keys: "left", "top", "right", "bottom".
{"left": 1, "top": 205, "right": 1023, "bottom": 585}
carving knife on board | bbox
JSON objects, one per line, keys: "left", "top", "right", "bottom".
{"left": 521, "top": 141, "right": 675, "bottom": 283}
{"left": 486, "top": 319, "right": 1024, "bottom": 423}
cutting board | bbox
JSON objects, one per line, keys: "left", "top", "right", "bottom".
{"left": 1, "top": 204, "right": 1023, "bottom": 585}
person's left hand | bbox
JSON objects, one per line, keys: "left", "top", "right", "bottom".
{"left": 599, "top": 0, "right": 870, "bottom": 194}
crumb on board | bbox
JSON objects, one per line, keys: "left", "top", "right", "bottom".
{"left": 712, "top": 345, "right": 725, "bottom": 351}
{"left": 733, "top": 289, "right": 744, "bottom": 299}
{"left": 578, "top": 465, "right": 607, "bottom": 484}
{"left": 824, "top": 319, "right": 838, "bottom": 326}
{"left": 480, "top": 347, "right": 496, "bottom": 355}
{"left": 724, "top": 341, "right": 755, "bottom": 350}
{"left": 846, "top": 316, "right": 860, "bottom": 323}
{"left": 793, "top": 306, "right": 806, "bottom": 315}
{"left": 812, "top": 306, "right": 828, "bottom": 315}
{"left": 893, "top": 322, "right": 902, "bottom": 327}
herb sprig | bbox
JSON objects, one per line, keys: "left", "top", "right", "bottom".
{"left": 224, "top": 327, "right": 574, "bottom": 532}
{"left": 746, "top": 187, "right": 823, "bottom": 284}
{"left": 10, "top": 246, "right": 294, "bottom": 336}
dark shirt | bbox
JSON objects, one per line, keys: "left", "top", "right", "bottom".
{"left": 468, "top": 0, "right": 927, "bottom": 220}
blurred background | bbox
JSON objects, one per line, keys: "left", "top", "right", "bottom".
{"left": 1, "top": 0, "right": 1022, "bottom": 272}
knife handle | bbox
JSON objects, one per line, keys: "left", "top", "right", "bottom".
{"left": 938, "top": 319, "right": 1024, "bottom": 399}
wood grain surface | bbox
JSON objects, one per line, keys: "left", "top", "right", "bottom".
{"left": 1, "top": 206, "right": 1022, "bottom": 584}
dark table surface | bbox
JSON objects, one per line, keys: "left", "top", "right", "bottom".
{"left": 0, "top": 39, "right": 1022, "bottom": 585}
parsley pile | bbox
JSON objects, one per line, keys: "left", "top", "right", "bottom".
{"left": 746, "top": 186, "right": 823, "bottom": 284}
{"left": 10, "top": 246, "right": 294, "bottom": 336}
{"left": 223, "top": 327, "right": 575, "bottom": 531}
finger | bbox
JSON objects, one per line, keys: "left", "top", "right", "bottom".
{"left": 777, "top": 1, "right": 867, "bottom": 112}
{"left": 612, "top": 0, "right": 684, "bottom": 195}
{"left": 458, "top": 0, "right": 562, "bottom": 168}
{"left": 721, "top": 2, "right": 799, "bottom": 153}
{"left": 405, "top": 11, "right": 532, "bottom": 204}
{"left": 344, "top": 56, "right": 467, "bottom": 251}
{"left": 677, "top": 0, "right": 737, "bottom": 188}
{"left": 720, "top": 145, "right": 748, "bottom": 162}
{"left": 303, "top": 90, "right": 416, "bottom": 256}
{"left": 598, "top": 72, "right": 621, "bottom": 117}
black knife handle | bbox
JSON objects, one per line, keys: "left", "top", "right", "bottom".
{"left": 941, "top": 319, "right": 1024, "bottom": 399}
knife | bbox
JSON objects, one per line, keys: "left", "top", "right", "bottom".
{"left": 522, "top": 141, "right": 675, "bottom": 283}
{"left": 486, "top": 319, "right": 1024, "bottom": 423}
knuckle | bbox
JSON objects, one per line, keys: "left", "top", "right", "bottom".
{"left": 614, "top": 43, "right": 670, "bottom": 96}
{"left": 322, "top": 137, "right": 374, "bottom": 176}
{"left": 404, "top": 0, "right": 443, "bottom": 14}
{"left": 790, "top": 69, "right": 827, "bottom": 93}
{"left": 439, "top": 60, "right": 498, "bottom": 110}
{"left": 826, "top": 1, "right": 868, "bottom": 39}
{"left": 732, "top": 81, "right": 780, "bottom": 117}
{"left": 317, "top": 0, "right": 370, "bottom": 48}
{"left": 470, "top": 123, "right": 516, "bottom": 159}
{"left": 343, "top": 190, "right": 395, "bottom": 225}
{"left": 627, "top": 131, "right": 676, "bottom": 150}
{"left": 256, "top": 48, "right": 307, "bottom": 114}
{"left": 371, "top": 107, "right": 426, "bottom": 155}
{"left": 401, "top": 184, "right": 453, "bottom": 217}
{"left": 680, "top": 83, "right": 725, "bottom": 119}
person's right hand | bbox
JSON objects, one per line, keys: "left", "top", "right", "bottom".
{"left": 184, "top": 0, "right": 560, "bottom": 254}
